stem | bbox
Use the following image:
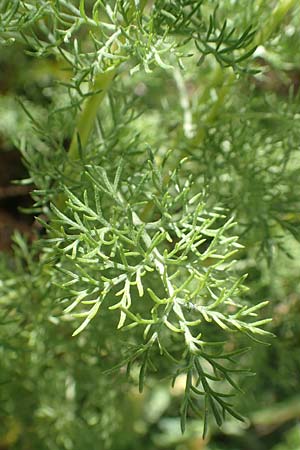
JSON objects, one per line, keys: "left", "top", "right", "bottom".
{"left": 67, "top": 70, "right": 116, "bottom": 164}
{"left": 66, "top": 1, "right": 150, "bottom": 164}
{"left": 255, "top": 0, "right": 298, "bottom": 45}
{"left": 55, "top": 69, "right": 116, "bottom": 211}
{"left": 174, "top": 68, "right": 194, "bottom": 139}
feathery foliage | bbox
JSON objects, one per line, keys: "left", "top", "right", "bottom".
{"left": 0, "top": 1, "right": 299, "bottom": 448}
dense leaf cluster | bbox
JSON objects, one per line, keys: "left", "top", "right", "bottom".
{"left": 0, "top": 1, "right": 299, "bottom": 449}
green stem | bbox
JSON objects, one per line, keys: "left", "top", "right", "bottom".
{"left": 255, "top": 0, "right": 298, "bottom": 45}
{"left": 67, "top": 69, "right": 115, "bottom": 164}
{"left": 66, "top": 1, "right": 149, "bottom": 165}
{"left": 55, "top": 1, "right": 150, "bottom": 210}
{"left": 55, "top": 70, "right": 115, "bottom": 210}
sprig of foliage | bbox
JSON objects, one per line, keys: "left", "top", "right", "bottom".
{"left": 0, "top": 0, "right": 298, "bottom": 445}
{"left": 39, "top": 157, "right": 272, "bottom": 433}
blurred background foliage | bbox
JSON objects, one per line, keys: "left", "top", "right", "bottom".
{"left": 0, "top": 1, "right": 300, "bottom": 449}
